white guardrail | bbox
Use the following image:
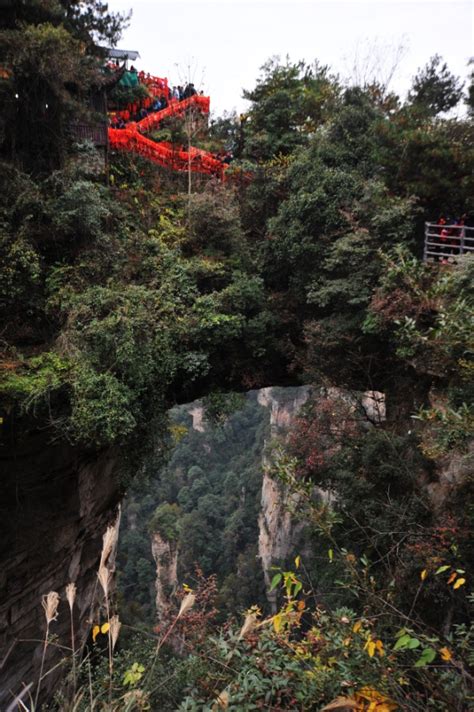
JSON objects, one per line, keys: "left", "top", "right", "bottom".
{"left": 423, "top": 222, "right": 474, "bottom": 262}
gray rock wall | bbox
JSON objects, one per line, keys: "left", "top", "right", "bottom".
{"left": 0, "top": 426, "right": 120, "bottom": 707}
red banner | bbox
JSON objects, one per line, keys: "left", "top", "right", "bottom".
{"left": 109, "top": 93, "right": 226, "bottom": 179}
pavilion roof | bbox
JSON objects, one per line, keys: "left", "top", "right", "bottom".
{"left": 102, "top": 48, "right": 140, "bottom": 61}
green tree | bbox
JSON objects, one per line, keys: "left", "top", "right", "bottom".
{"left": 467, "top": 58, "right": 474, "bottom": 115}
{"left": 0, "top": 2, "right": 128, "bottom": 173}
{"left": 408, "top": 54, "right": 464, "bottom": 115}
{"left": 149, "top": 503, "right": 181, "bottom": 541}
{"left": 242, "top": 56, "right": 339, "bottom": 161}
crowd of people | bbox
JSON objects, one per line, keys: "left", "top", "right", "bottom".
{"left": 109, "top": 65, "right": 201, "bottom": 128}
{"left": 432, "top": 215, "right": 471, "bottom": 262}
{"left": 108, "top": 63, "right": 234, "bottom": 167}
{"left": 137, "top": 69, "right": 199, "bottom": 102}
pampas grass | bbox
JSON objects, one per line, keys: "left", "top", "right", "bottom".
{"left": 97, "top": 564, "right": 111, "bottom": 600}
{"left": 97, "top": 522, "right": 119, "bottom": 702}
{"left": 66, "top": 582, "right": 77, "bottom": 694}
{"left": 145, "top": 588, "right": 197, "bottom": 691}
{"left": 238, "top": 610, "right": 258, "bottom": 640}
{"left": 177, "top": 592, "right": 196, "bottom": 619}
{"left": 42, "top": 591, "right": 60, "bottom": 624}
{"left": 35, "top": 591, "right": 60, "bottom": 708}
{"left": 65, "top": 582, "right": 76, "bottom": 611}
{"left": 22, "top": 517, "right": 126, "bottom": 709}
{"left": 109, "top": 615, "right": 121, "bottom": 652}
{"left": 99, "top": 524, "right": 118, "bottom": 571}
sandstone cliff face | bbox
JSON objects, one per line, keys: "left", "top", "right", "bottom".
{"left": 0, "top": 424, "right": 121, "bottom": 707}
{"left": 257, "top": 387, "right": 387, "bottom": 610}
{"left": 257, "top": 387, "right": 312, "bottom": 611}
{"left": 187, "top": 405, "right": 205, "bottom": 433}
{"left": 151, "top": 532, "right": 179, "bottom": 625}
{"left": 428, "top": 443, "right": 474, "bottom": 511}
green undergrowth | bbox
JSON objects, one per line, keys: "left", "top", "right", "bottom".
{"left": 0, "top": 157, "right": 273, "bottom": 456}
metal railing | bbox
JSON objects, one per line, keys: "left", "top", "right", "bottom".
{"left": 423, "top": 222, "right": 474, "bottom": 262}
{"left": 70, "top": 122, "right": 108, "bottom": 147}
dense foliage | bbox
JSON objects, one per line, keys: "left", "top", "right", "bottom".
{"left": 118, "top": 394, "right": 269, "bottom": 625}
{"left": 0, "top": 165, "right": 274, "bottom": 458}
{"left": 109, "top": 53, "right": 473, "bottom": 710}
{"left": 1, "top": 4, "right": 473, "bottom": 709}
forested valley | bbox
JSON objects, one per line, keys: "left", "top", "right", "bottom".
{"left": 0, "top": 2, "right": 473, "bottom": 710}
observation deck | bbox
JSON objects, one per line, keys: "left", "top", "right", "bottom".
{"left": 423, "top": 222, "right": 474, "bottom": 262}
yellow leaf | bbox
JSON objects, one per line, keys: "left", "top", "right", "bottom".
{"left": 375, "top": 639, "right": 384, "bottom": 657}
{"left": 365, "top": 640, "right": 376, "bottom": 657}
{"left": 447, "top": 571, "right": 457, "bottom": 585}
{"left": 453, "top": 577, "right": 466, "bottom": 590}
{"left": 352, "top": 620, "right": 362, "bottom": 634}
{"left": 273, "top": 613, "right": 282, "bottom": 634}
{"left": 92, "top": 625, "right": 100, "bottom": 643}
{"left": 356, "top": 687, "right": 380, "bottom": 701}
{"left": 343, "top": 637, "right": 351, "bottom": 646}
{"left": 320, "top": 697, "right": 358, "bottom": 711}
{"left": 328, "top": 548, "right": 334, "bottom": 562}
{"left": 420, "top": 569, "right": 428, "bottom": 581}
{"left": 440, "top": 647, "right": 452, "bottom": 661}
{"left": 355, "top": 687, "right": 398, "bottom": 711}
{"left": 295, "top": 555, "right": 301, "bottom": 569}
{"left": 101, "top": 622, "right": 110, "bottom": 634}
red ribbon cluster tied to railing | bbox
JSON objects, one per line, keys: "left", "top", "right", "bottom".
{"left": 108, "top": 74, "right": 225, "bottom": 178}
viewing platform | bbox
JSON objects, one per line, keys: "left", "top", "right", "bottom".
{"left": 423, "top": 222, "right": 474, "bottom": 262}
